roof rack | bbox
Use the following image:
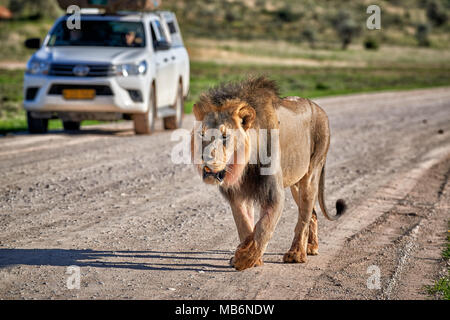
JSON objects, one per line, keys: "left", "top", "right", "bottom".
{"left": 65, "top": 9, "right": 154, "bottom": 17}
{"left": 57, "top": 0, "right": 160, "bottom": 14}
{"left": 79, "top": 8, "right": 102, "bottom": 14}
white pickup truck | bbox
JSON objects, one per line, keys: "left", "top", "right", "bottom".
{"left": 23, "top": 10, "right": 190, "bottom": 134}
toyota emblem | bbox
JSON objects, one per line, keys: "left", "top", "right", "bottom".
{"left": 73, "top": 65, "right": 90, "bottom": 77}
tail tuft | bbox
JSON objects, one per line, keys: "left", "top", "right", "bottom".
{"left": 335, "top": 199, "right": 347, "bottom": 217}
{"left": 318, "top": 164, "right": 348, "bottom": 221}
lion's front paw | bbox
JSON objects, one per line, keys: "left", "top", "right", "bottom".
{"left": 307, "top": 244, "right": 319, "bottom": 256}
{"left": 283, "top": 250, "right": 307, "bottom": 263}
{"left": 232, "top": 254, "right": 262, "bottom": 271}
{"left": 254, "top": 258, "right": 264, "bottom": 267}
{"left": 230, "top": 256, "right": 263, "bottom": 269}
{"left": 231, "top": 236, "right": 262, "bottom": 271}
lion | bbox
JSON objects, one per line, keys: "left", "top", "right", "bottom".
{"left": 191, "top": 76, "right": 346, "bottom": 271}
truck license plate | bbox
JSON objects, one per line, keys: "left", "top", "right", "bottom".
{"left": 63, "top": 89, "right": 96, "bottom": 100}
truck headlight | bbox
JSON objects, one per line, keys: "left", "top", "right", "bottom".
{"left": 115, "top": 60, "right": 147, "bottom": 77}
{"left": 26, "top": 59, "right": 50, "bottom": 75}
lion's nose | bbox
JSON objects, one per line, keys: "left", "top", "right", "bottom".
{"left": 204, "top": 164, "right": 222, "bottom": 173}
{"left": 204, "top": 166, "right": 212, "bottom": 173}
{"left": 203, "top": 166, "right": 226, "bottom": 182}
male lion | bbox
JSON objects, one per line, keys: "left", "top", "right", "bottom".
{"left": 191, "top": 76, "right": 346, "bottom": 271}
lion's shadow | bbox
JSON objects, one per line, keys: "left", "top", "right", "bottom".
{"left": 0, "top": 249, "right": 284, "bottom": 272}
{"left": 0, "top": 248, "right": 242, "bottom": 273}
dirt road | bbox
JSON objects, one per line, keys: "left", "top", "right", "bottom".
{"left": 0, "top": 88, "right": 449, "bottom": 300}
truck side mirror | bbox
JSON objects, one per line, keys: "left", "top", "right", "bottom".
{"left": 24, "top": 38, "right": 41, "bottom": 49}
{"left": 155, "top": 40, "right": 171, "bottom": 51}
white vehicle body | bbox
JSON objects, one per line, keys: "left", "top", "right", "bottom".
{"left": 23, "top": 11, "right": 189, "bottom": 133}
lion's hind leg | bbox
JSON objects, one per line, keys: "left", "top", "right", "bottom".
{"left": 307, "top": 209, "right": 319, "bottom": 255}
{"left": 284, "top": 169, "right": 320, "bottom": 263}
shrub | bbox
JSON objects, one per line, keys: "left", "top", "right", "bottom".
{"left": 331, "top": 10, "right": 360, "bottom": 50}
{"left": 364, "top": 37, "right": 380, "bottom": 50}
{"left": 426, "top": 0, "right": 448, "bottom": 26}
{"left": 416, "top": 23, "right": 431, "bottom": 46}
{"left": 8, "top": 0, "right": 62, "bottom": 19}
{"left": 301, "top": 28, "right": 316, "bottom": 48}
{"left": 315, "top": 82, "right": 330, "bottom": 90}
{"left": 274, "top": 5, "right": 303, "bottom": 23}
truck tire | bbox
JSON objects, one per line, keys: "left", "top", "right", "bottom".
{"left": 133, "top": 84, "right": 156, "bottom": 135}
{"left": 63, "top": 121, "right": 81, "bottom": 131}
{"left": 27, "top": 112, "right": 48, "bottom": 134}
{"left": 163, "top": 82, "right": 184, "bottom": 130}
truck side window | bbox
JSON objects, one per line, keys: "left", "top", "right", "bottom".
{"left": 154, "top": 20, "right": 168, "bottom": 42}
{"left": 150, "top": 22, "right": 158, "bottom": 50}
{"left": 150, "top": 20, "right": 169, "bottom": 50}
{"left": 167, "top": 21, "right": 177, "bottom": 34}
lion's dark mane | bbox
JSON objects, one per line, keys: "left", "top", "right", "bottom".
{"left": 219, "top": 164, "right": 279, "bottom": 207}
{"left": 196, "top": 76, "right": 281, "bottom": 130}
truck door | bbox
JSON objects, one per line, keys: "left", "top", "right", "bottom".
{"left": 161, "top": 13, "right": 189, "bottom": 99}
{"left": 150, "top": 19, "right": 177, "bottom": 108}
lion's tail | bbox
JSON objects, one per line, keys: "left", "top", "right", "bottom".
{"left": 317, "top": 164, "right": 347, "bottom": 221}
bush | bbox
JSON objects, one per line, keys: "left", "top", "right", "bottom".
{"left": 364, "top": 37, "right": 380, "bottom": 50}
{"left": 301, "top": 28, "right": 316, "bottom": 48}
{"left": 331, "top": 10, "right": 360, "bottom": 50}
{"left": 337, "top": 19, "right": 359, "bottom": 49}
{"left": 8, "top": 0, "right": 62, "bottom": 19}
{"left": 274, "top": 5, "right": 303, "bottom": 23}
{"left": 427, "top": 0, "right": 448, "bottom": 26}
{"left": 315, "top": 82, "right": 330, "bottom": 90}
{"left": 416, "top": 23, "right": 431, "bottom": 46}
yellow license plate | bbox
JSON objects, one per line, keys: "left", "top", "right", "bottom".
{"left": 63, "top": 89, "right": 96, "bottom": 100}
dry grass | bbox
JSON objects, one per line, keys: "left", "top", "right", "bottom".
{"left": 186, "top": 38, "right": 450, "bottom": 68}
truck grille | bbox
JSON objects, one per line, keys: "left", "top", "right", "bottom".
{"left": 49, "top": 64, "right": 115, "bottom": 77}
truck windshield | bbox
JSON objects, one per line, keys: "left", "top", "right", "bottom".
{"left": 47, "top": 20, "right": 146, "bottom": 48}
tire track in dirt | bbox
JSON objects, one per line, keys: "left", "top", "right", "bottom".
{"left": 306, "top": 153, "right": 449, "bottom": 300}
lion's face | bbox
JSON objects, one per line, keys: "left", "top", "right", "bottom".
{"left": 191, "top": 99, "right": 256, "bottom": 187}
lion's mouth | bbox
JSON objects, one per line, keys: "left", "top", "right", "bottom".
{"left": 203, "top": 166, "right": 226, "bottom": 183}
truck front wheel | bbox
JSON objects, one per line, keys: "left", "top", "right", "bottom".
{"left": 133, "top": 84, "right": 156, "bottom": 135}
{"left": 27, "top": 112, "right": 48, "bottom": 134}
{"left": 163, "top": 82, "right": 184, "bottom": 130}
{"left": 63, "top": 121, "right": 81, "bottom": 131}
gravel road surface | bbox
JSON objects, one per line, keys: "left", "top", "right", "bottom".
{"left": 0, "top": 87, "right": 449, "bottom": 300}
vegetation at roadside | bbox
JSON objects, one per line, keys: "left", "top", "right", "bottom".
{"left": 0, "top": 69, "right": 102, "bottom": 133}
{"left": 425, "top": 221, "right": 450, "bottom": 300}
{"left": 427, "top": 275, "right": 450, "bottom": 300}
{"left": 0, "top": 0, "right": 449, "bottom": 133}
{"left": 0, "top": 0, "right": 450, "bottom": 62}
{"left": 0, "top": 0, "right": 60, "bottom": 61}
{"left": 2, "top": 60, "right": 450, "bottom": 133}
{"left": 161, "top": 0, "right": 450, "bottom": 49}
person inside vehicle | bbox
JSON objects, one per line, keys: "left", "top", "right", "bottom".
{"left": 124, "top": 31, "right": 143, "bottom": 47}
{"left": 125, "top": 31, "right": 136, "bottom": 46}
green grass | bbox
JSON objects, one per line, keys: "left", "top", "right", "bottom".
{"left": 1, "top": 61, "right": 450, "bottom": 133}
{"left": 184, "top": 61, "right": 450, "bottom": 113}
{"left": 0, "top": 19, "right": 54, "bottom": 62}
{"left": 188, "top": 39, "right": 450, "bottom": 68}
{"left": 162, "top": 0, "right": 450, "bottom": 48}
{"left": 426, "top": 276, "right": 450, "bottom": 300}
{"left": 0, "top": 117, "right": 103, "bottom": 135}
{"left": 425, "top": 222, "right": 450, "bottom": 300}
{"left": 0, "top": 69, "right": 108, "bottom": 134}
